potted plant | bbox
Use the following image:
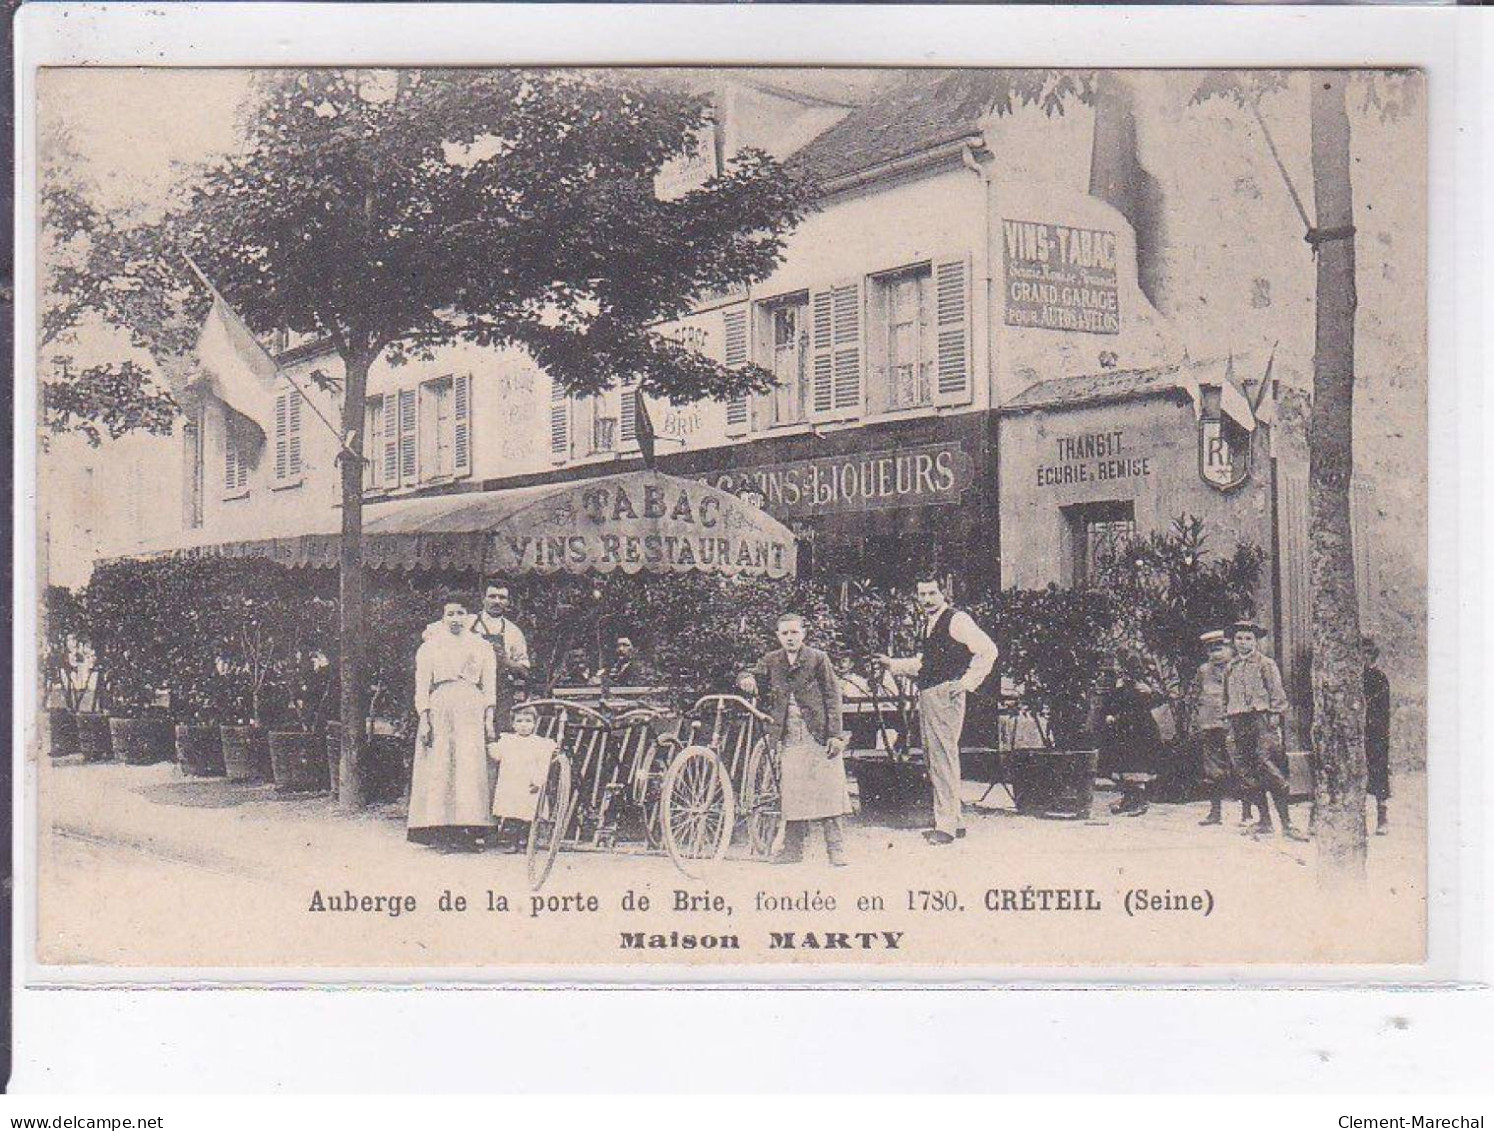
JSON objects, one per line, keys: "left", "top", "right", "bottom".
{"left": 100, "top": 653, "right": 175, "bottom": 766}
{"left": 828, "top": 578, "right": 930, "bottom": 826}
{"left": 106, "top": 700, "right": 176, "bottom": 766}
{"left": 83, "top": 561, "right": 177, "bottom": 765}
{"left": 217, "top": 574, "right": 298, "bottom": 784}
{"left": 75, "top": 709, "right": 114, "bottom": 763}
{"left": 1090, "top": 516, "right": 1266, "bottom": 801}
{"left": 979, "top": 585, "right": 1118, "bottom": 820}
{"left": 269, "top": 626, "right": 337, "bottom": 795}
{"left": 221, "top": 717, "right": 272, "bottom": 783}
{"left": 43, "top": 586, "right": 90, "bottom": 757}
{"left": 352, "top": 583, "right": 436, "bottom": 804}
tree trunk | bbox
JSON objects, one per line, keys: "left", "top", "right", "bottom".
{"left": 337, "top": 349, "right": 372, "bottom": 809}
{"left": 1307, "top": 70, "right": 1367, "bottom": 882}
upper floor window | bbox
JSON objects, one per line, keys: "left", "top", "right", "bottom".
{"left": 756, "top": 294, "right": 809, "bottom": 428}
{"left": 868, "top": 257, "right": 972, "bottom": 414}
{"left": 273, "top": 386, "right": 304, "bottom": 485}
{"left": 585, "top": 380, "right": 641, "bottom": 457}
{"left": 365, "top": 374, "right": 472, "bottom": 492}
{"left": 419, "top": 377, "right": 455, "bottom": 480}
{"left": 223, "top": 416, "right": 252, "bottom": 498}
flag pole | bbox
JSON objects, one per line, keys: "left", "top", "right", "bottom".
{"left": 1252, "top": 341, "right": 1279, "bottom": 414}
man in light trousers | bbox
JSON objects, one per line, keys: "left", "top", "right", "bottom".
{"left": 876, "top": 575, "right": 998, "bottom": 845}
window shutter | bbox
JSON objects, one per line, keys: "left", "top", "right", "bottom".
{"left": 365, "top": 397, "right": 383, "bottom": 489}
{"left": 398, "top": 387, "right": 417, "bottom": 485}
{"left": 381, "top": 394, "right": 399, "bottom": 484}
{"left": 723, "top": 306, "right": 750, "bottom": 434}
{"left": 184, "top": 415, "right": 204, "bottom": 527}
{"left": 453, "top": 374, "right": 473, "bottom": 477}
{"left": 549, "top": 380, "right": 570, "bottom": 461}
{"left": 618, "top": 380, "right": 638, "bottom": 448}
{"left": 811, "top": 282, "right": 862, "bottom": 418}
{"left": 933, "top": 255, "right": 973, "bottom": 406}
{"left": 224, "top": 432, "right": 239, "bottom": 493}
{"left": 287, "top": 388, "right": 303, "bottom": 477}
{"left": 273, "top": 391, "right": 289, "bottom": 480}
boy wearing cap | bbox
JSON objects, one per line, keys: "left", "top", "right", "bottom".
{"left": 1192, "top": 630, "right": 1234, "bottom": 826}
{"left": 1226, "top": 621, "right": 1308, "bottom": 842}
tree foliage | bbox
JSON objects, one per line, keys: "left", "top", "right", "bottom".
{"left": 43, "top": 586, "right": 91, "bottom": 711}
{"left": 176, "top": 69, "right": 811, "bottom": 401}
{"left": 38, "top": 127, "right": 190, "bottom": 444}
{"left": 1093, "top": 515, "right": 1266, "bottom": 738}
{"left": 971, "top": 586, "right": 1118, "bottom": 750}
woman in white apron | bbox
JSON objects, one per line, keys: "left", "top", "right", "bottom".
{"left": 408, "top": 596, "right": 498, "bottom": 851}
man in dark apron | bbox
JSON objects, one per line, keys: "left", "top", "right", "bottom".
{"left": 470, "top": 582, "right": 531, "bottom": 733}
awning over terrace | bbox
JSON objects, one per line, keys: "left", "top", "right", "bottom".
{"left": 156, "top": 469, "right": 798, "bottom": 578}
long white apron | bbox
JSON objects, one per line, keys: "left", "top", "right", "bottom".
{"left": 408, "top": 679, "right": 496, "bottom": 832}
{"left": 780, "top": 700, "right": 851, "bottom": 821}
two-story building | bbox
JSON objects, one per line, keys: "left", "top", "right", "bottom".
{"left": 152, "top": 71, "right": 1362, "bottom": 703}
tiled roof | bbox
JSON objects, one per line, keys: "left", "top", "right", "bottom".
{"left": 787, "top": 69, "right": 1005, "bottom": 185}
{"left": 1002, "top": 365, "right": 1190, "bottom": 412}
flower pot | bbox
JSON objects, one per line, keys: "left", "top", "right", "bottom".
{"left": 47, "top": 708, "right": 80, "bottom": 757}
{"left": 845, "top": 756, "right": 934, "bottom": 828}
{"left": 75, "top": 712, "right": 113, "bottom": 762}
{"left": 175, "top": 724, "right": 226, "bottom": 778}
{"left": 269, "top": 729, "right": 329, "bottom": 794}
{"left": 325, "top": 725, "right": 408, "bottom": 803}
{"left": 325, "top": 723, "right": 344, "bottom": 798}
{"left": 221, "top": 725, "right": 272, "bottom": 783}
{"left": 368, "top": 733, "right": 410, "bottom": 804}
{"left": 1006, "top": 748, "right": 1099, "bottom": 820}
{"left": 108, "top": 716, "right": 175, "bottom": 766}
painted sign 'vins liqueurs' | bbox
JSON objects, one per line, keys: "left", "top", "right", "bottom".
{"left": 1003, "top": 219, "right": 1121, "bottom": 335}
{"left": 706, "top": 443, "right": 974, "bottom": 520}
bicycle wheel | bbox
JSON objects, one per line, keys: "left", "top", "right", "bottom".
{"left": 661, "top": 745, "right": 735, "bottom": 879}
{"left": 526, "top": 753, "right": 573, "bottom": 892}
{"left": 742, "top": 738, "right": 783, "bottom": 859}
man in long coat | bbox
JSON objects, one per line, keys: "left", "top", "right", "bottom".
{"left": 738, "top": 614, "right": 852, "bottom": 867}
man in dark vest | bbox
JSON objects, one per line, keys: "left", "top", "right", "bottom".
{"left": 876, "top": 574, "right": 998, "bottom": 845}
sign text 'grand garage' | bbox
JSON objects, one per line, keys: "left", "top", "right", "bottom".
{"left": 1003, "top": 219, "right": 1121, "bottom": 335}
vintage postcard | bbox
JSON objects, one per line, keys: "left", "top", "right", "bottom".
{"left": 23, "top": 59, "right": 1430, "bottom": 976}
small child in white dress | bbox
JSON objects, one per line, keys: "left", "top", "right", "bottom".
{"left": 487, "top": 703, "right": 558, "bottom": 852}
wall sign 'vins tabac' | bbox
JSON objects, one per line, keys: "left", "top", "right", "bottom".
{"left": 1003, "top": 219, "right": 1121, "bottom": 335}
